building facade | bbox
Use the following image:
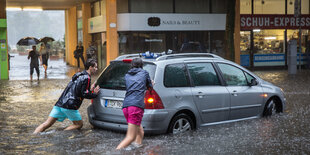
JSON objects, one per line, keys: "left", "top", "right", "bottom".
{"left": 240, "top": 0, "right": 310, "bottom": 67}
{"left": 85, "top": 0, "right": 237, "bottom": 69}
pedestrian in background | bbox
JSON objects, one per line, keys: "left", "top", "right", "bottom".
{"left": 86, "top": 41, "right": 97, "bottom": 60}
{"left": 75, "top": 41, "right": 85, "bottom": 72}
{"left": 28, "top": 45, "right": 40, "bottom": 81}
{"left": 33, "top": 59, "right": 100, "bottom": 134}
{"left": 116, "top": 58, "right": 153, "bottom": 150}
{"left": 40, "top": 43, "right": 49, "bottom": 74}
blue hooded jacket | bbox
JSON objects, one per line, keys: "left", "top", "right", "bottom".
{"left": 123, "top": 68, "right": 152, "bottom": 109}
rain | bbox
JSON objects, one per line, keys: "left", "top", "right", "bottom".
{"left": 1, "top": 54, "right": 310, "bottom": 154}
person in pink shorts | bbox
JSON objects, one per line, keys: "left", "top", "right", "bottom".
{"left": 116, "top": 58, "right": 153, "bottom": 150}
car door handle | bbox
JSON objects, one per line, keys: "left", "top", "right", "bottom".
{"left": 231, "top": 90, "right": 238, "bottom": 96}
{"left": 195, "top": 92, "right": 205, "bottom": 98}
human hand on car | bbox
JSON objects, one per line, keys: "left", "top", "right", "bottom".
{"left": 94, "top": 85, "right": 100, "bottom": 94}
{"left": 90, "top": 83, "right": 96, "bottom": 91}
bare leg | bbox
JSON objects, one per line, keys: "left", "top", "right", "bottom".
{"left": 43, "top": 64, "right": 47, "bottom": 73}
{"left": 116, "top": 123, "right": 139, "bottom": 150}
{"left": 33, "top": 116, "right": 57, "bottom": 134}
{"left": 64, "top": 120, "right": 83, "bottom": 131}
{"left": 30, "top": 75, "right": 33, "bottom": 81}
{"left": 134, "top": 125, "right": 144, "bottom": 145}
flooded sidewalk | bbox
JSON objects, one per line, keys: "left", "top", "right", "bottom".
{"left": 1, "top": 56, "right": 310, "bottom": 154}
{"left": 8, "top": 53, "right": 78, "bottom": 80}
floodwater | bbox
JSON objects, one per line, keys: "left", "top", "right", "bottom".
{"left": 1, "top": 54, "right": 310, "bottom": 154}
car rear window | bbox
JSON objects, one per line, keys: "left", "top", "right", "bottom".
{"left": 96, "top": 61, "right": 156, "bottom": 90}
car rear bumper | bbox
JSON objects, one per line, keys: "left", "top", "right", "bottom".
{"left": 87, "top": 105, "right": 171, "bottom": 134}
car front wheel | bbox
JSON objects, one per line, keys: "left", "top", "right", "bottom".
{"left": 168, "top": 113, "right": 194, "bottom": 134}
{"left": 263, "top": 99, "right": 277, "bottom": 117}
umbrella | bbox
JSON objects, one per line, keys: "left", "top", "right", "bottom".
{"left": 39, "top": 37, "right": 55, "bottom": 43}
{"left": 17, "top": 37, "right": 40, "bottom": 46}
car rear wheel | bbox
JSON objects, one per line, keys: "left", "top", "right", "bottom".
{"left": 168, "top": 113, "right": 194, "bottom": 134}
{"left": 263, "top": 99, "right": 277, "bottom": 117}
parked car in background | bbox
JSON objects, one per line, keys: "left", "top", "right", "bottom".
{"left": 88, "top": 52, "right": 286, "bottom": 134}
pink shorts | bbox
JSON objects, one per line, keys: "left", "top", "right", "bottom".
{"left": 122, "top": 106, "right": 144, "bottom": 126}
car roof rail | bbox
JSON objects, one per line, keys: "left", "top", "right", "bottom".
{"left": 115, "top": 54, "right": 142, "bottom": 60}
{"left": 115, "top": 52, "right": 166, "bottom": 60}
{"left": 156, "top": 53, "right": 223, "bottom": 61}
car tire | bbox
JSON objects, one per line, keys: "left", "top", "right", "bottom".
{"left": 168, "top": 113, "right": 194, "bottom": 134}
{"left": 263, "top": 99, "right": 277, "bottom": 117}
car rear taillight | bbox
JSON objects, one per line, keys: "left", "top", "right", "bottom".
{"left": 123, "top": 59, "right": 132, "bottom": 63}
{"left": 144, "top": 89, "right": 164, "bottom": 109}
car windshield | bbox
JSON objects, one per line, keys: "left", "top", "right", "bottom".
{"left": 96, "top": 61, "right": 156, "bottom": 90}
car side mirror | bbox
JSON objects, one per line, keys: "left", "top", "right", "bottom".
{"left": 249, "top": 79, "right": 258, "bottom": 86}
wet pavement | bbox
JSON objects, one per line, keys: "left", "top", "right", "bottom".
{"left": 1, "top": 54, "right": 310, "bottom": 154}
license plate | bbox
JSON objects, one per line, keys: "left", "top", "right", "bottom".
{"left": 105, "top": 100, "right": 123, "bottom": 108}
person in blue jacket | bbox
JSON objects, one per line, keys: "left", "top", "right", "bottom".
{"left": 116, "top": 58, "right": 153, "bottom": 149}
{"left": 34, "top": 59, "right": 100, "bottom": 134}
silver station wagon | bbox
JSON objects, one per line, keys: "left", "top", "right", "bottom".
{"left": 88, "top": 53, "right": 286, "bottom": 134}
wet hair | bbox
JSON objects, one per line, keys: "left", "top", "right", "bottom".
{"left": 85, "top": 58, "right": 97, "bottom": 70}
{"left": 131, "top": 58, "right": 143, "bottom": 69}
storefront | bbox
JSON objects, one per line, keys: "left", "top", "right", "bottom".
{"left": 117, "top": 13, "right": 226, "bottom": 57}
{"left": 240, "top": 0, "right": 310, "bottom": 67}
{"left": 87, "top": 0, "right": 231, "bottom": 67}
{"left": 116, "top": 0, "right": 230, "bottom": 58}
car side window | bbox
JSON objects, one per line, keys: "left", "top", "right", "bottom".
{"left": 217, "top": 63, "right": 247, "bottom": 86}
{"left": 187, "top": 63, "right": 220, "bottom": 86}
{"left": 244, "top": 72, "right": 255, "bottom": 84}
{"left": 164, "top": 64, "right": 189, "bottom": 87}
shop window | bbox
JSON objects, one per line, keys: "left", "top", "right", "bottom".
{"left": 175, "top": 0, "right": 210, "bottom": 13}
{"left": 240, "top": 31, "right": 251, "bottom": 55}
{"left": 254, "top": 0, "right": 285, "bottom": 14}
{"left": 287, "top": 0, "right": 310, "bottom": 14}
{"left": 118, "top": 32, "right": 166, "bottom": 55}
{"left": 210, "top": 31, "right": 226, "bottom": 58}
{"left": 253, "top": 29, "right": 285, "bottom": 54}
{"left": 241, "top": 0, "right": 252, "bottom": 14}
{"left": 288, "top": 30, "right": 309, "bottom": 54}
{"left": 301, "top": 0, "right": 310, "bottom": 14}
{"left": 130, "top": 0, "right": 173, "bottom": 13}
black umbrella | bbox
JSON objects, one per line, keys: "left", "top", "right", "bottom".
{"left": 39, "top": 37, "right": 55, "bottom": 44}
{"left": 17, "top": 37, "right": 40, "bottom": 46}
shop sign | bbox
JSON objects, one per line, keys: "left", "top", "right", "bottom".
{"left": 241, "top": 14, "right": 310, "bottom": 30}
{"left": 88, "top": 15, "right": 106, "bottom": 33}
{"left": 118, "top": 13, "right": 226, "bottom": 31}
{"left": 254, "top": 54, "right": 285, "bottom": 62}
